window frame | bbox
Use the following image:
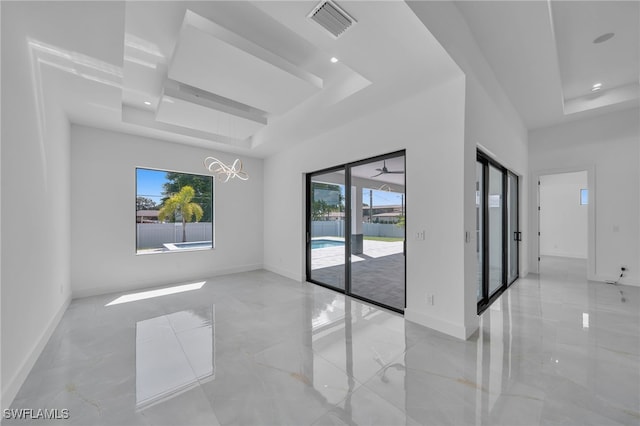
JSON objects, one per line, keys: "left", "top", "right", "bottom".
{"left": 135, "top": 167, "right": 214, "bottom": 255}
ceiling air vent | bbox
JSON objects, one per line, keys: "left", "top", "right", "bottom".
{"left": 308, "top": 0, "right": 356, "bottom": 39}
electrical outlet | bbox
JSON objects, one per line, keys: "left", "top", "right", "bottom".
{"left": 427, "top": 294, "right": 434, "bottom": 305}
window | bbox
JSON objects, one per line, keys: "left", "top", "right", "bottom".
{"left": 580, "top": 189, "right": 588, "bottom": 205}
{"left": 136, "top": 168, "right": 213, "bottom": 254}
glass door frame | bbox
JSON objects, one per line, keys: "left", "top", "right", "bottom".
{"left": 306, "top": 150, "right": 406, "bottom": 313}
{"left": 305, "top": 165, "right": 347, "bottom": 293}
{"left": 507, "top": 170, "right": 520, "bottom": 286}
{"left": 477, "top": 150, "right": 519, "bottom": 314}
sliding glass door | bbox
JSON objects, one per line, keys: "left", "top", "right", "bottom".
{"left": 307, "top": 169, "right": 346, "bottom": 291}
{"left": 476, "top": 162, "right": 484, "bottom": 301}
{"left": 306, "top": 151, "right": 406, "bottom": 313}
{"left": 477, "top": 151, "right": 519, "bottom": 313}
{"left": 507, "top": 172, "right": 519, "bottom": 284}
{"left": 348, "top": 155, "right": 406, "bottom": 311}
{"left": 488, "top": 164, "right": 504, "bottom": 296}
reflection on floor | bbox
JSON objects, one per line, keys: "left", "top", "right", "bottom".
{"left": 6, "top": 261, "right": 640, "bottom": 425}
{"left": 311, "top": 239, "right": 405, "bottom": 310}
{"left": 136, "top": 307, "right": 214, "bottom": 409}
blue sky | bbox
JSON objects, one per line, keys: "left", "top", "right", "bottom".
{"left": 136, "top": 168, "right": 168, "bottom": 205}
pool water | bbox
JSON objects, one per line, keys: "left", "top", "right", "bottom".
{"left": 163, "top": 241, "right": 213, "bottom": 250}
{"left": 311, "top": 239, "right": 344, "bottom": 249}
{"left": 174, "top": 242, "right": 212, "bottom": 249}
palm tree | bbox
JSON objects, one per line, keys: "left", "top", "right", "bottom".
{"left": 158, "top": 186, "right": 204, "bottom": 242}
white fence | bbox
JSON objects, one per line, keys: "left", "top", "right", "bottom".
{"left": 312, "top": 220, "right": 345, "bottom": 237}
{"left": 137, "top": 223, "right": 213, "bottom": 249}
{"left": 311, "top": 221, "right": 404, "bottom": 239}
{"left": 363, "top": 222, "right": 405, "bottom": 238}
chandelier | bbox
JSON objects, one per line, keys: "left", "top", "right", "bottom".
{"left": 204, "top": 157, "right": 249, "bottom": 182}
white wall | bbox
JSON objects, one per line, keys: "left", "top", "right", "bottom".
{"left": 539, "top": 171, "right": 588, "bottom": 258}
{"left": 71, "top": 125, "right": 264, "bottom": 297}
{"left": 265, "top": 1, "right": 531, "bottom": 341}
{"left": 463, "top": 76, "right": 529, "bottom": 325}
{"left": 530, "top": 108, "right": 640, "bottom": 286}
{"left": 1, "top": 1, "right": 4, "bottom": 412}
{"left": 408, "top": 1, "right": 529, "bottom": 335}
{"left": 264, "top": 76, "right": 470, "bottom": 339}
{"left": 1, "top": 1, "right": 100, "bottom": 408}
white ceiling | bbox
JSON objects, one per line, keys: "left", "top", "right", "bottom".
{"left": 350, "top": 156, "right": 406, "bottom": 187}
{"left": 16, "top": 1, "right": 638, "bottom": 160}
{"left": 455, "top": 0, "right": 639, "bottom": 130}
{"left": 23, "top": 0, "right": 459, "bottom": 159}
{"left": 168, "top": 10, "right": 323, "bottom": 114}
{"left": 319, "top": 155, "right": 406, "bottom": 190}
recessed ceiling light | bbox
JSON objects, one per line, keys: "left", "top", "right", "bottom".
{"left": 330, "top": 57, "right": 339, "bottom": 63}
{"left": 591, "top": 83, "right": 602, "bottom": 92}
{"left": 593, "top": 32, "right": 614, "bottom": 44}
{"left": 144, "top": 101, "right": 151, "bottom": 105}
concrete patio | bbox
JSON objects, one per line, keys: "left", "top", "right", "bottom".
{"left": 310, "top": 239, "right": 405, "bottom": 310}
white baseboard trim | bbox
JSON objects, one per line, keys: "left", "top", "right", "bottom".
{"left": 405, "top": 308, "right": 476, "bottom": 340}
{"left": 590, "top": 274, "right": 640, "bottom": 287}
{"left": 263, "top": 264, "right": 303, "bottom": 282}
{"left": 540, "top": 252, "right": 587, "bottom": 259}
{"left": 2, "top": 295, "right": 71, "bottom": 410}
{"left": 72, "top": 264, "right": 264, "bottom": 299}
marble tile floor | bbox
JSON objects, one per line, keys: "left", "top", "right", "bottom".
{"left": 6, "top": 259, "right": 640, "bottom": 425}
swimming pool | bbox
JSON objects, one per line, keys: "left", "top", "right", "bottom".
{"left": 163, "top": 241, "right": 213, "bottom": 250}
{"left": 311, "top": 239, "right": 345, "bottom": 249}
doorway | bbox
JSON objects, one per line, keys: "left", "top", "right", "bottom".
{"left": 306, "top": 151, "right": 406, "bottom": 312}
{"left": 538, "top": 171, "right": 588, "bottom": 279}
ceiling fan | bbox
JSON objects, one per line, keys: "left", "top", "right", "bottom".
{"left": 372, "top": 160, "right": 404, "bottom": 177}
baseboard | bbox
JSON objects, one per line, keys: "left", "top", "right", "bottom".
{"left": 590, "top": 274, "right": 640, "bottom": 287}
{"left": 263, "top": 264, "right": 303, "bottom": 282}
{"left": 404, "top": 308, "right": 476, "bottom": 340}
{"left": 2, "top": 295, "right": 71, "bottom": 410}
{"left": 72, "top": 263, "right": 264, "bottom": 299}
{"left": 540, "top": 253, "right": 587, "bottom": 259}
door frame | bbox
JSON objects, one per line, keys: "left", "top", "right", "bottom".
{"left": 306, "top": 150, "right": 406, "bottom": 313}
{"left": 305, "top": 164, "right": 346, "bottom": 293}
{"left": 507, "top": 170, "right": 520, "bottom": 285}
{"left": 477, "top": 150, "right": 520, "bottom": 314}
{"left": 533, "top": 166, "right": 595, "bottom": 279}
